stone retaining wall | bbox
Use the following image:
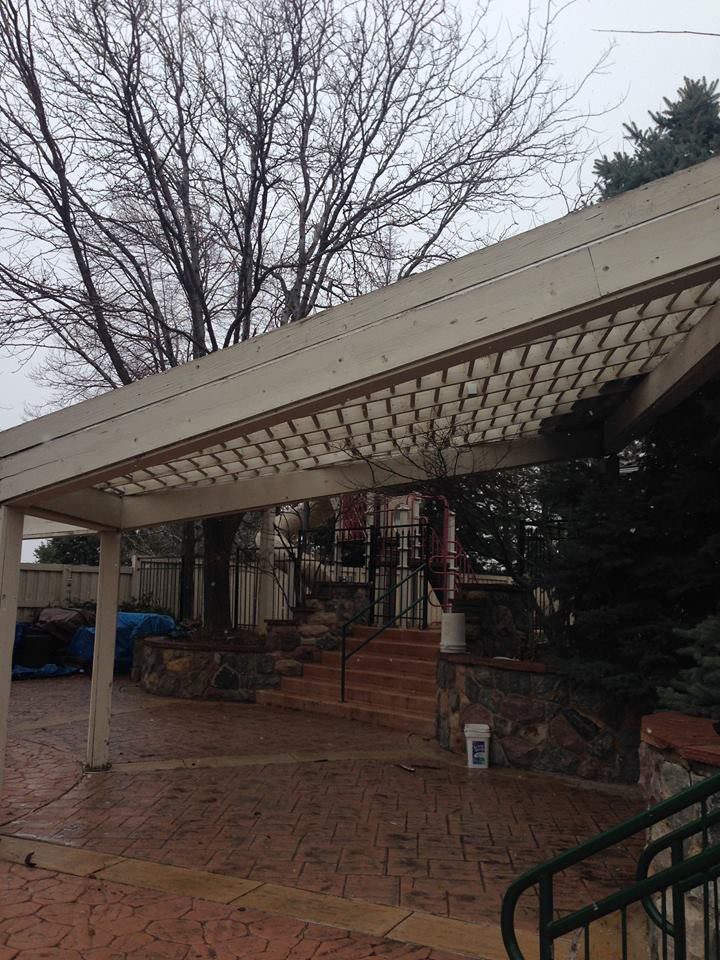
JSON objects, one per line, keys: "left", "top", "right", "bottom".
{"left": 140, "top": 637, "right": 279, "bottom": 701}
{"left": 639, "top": 712, "right": 720, "bottom": 960}
{"left": 437, "top": 654, "right": 642, "bottom": 782}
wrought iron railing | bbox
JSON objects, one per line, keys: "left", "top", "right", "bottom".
{"left": 339, "top": 563, "right": 429, "bottom": 703}
{"left": 501, "top": 770, "right": 720, "bottom": 960}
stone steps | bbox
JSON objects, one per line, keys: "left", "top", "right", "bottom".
{"left": 279, "top": 675, "right": 435, "bottom": 714}
{"left": 257, "top": 626, "right": 440, "bottom": 734}
{"left": 255, "top": 689, "right": 436, "bottom": 736}
{"left": 301, "top": 662, "right": 436, "bottom": 695}
{"left": 343, "top": 638, "right": 439, "bottom": 660}
{"left": 320, "top": 650, "right": 437, "bottom": 677}
{"left": 350, "top": 626, "right": 441, "bottom": 645}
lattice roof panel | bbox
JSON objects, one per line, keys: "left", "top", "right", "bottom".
{"left": 93, "top": 280, "right": 719, "bottom": 497}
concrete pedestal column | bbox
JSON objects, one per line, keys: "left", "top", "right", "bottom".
{"left": 440, "top": 611, "right": 466, "bottom": 653}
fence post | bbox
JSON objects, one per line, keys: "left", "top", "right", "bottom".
{"left": 130, "top": 554, "right": 141, "bottom": 600}
{"left": 62, "top": 564, "right": 73, "bottom": 605}
{"left": 367, "top": 523, "right": 379, "bottom": 625}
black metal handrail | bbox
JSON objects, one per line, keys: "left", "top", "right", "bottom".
{"left": 501, "top": 769, "right": 720, "bottom": 960}
{"left": 339, "top": 562, "right": 428, "bottom": 703}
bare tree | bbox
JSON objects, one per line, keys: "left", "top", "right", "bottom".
{"left": 0, "top": 0, "right": 600, "bottom": 632}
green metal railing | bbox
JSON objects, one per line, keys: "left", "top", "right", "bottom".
{"left": 339, "top": 562, "right": 428, "bottom": 703}
{"left": 501, "top": 770, "right": 720, "bottom": 960}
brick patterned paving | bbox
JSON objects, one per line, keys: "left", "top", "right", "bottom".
{"left": 0, "top": 740, "right": 80, "bottom": 825}
{"left": 10, "top": 677, "right": 418, "bottom": 762}
{"left": 0, "top": 859, "right": 465, "bottom": 959}
{"left": 3, "top": 677, "right": 645, "bottom": 933}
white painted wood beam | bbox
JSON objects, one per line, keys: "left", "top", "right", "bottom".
{"left": 605, "top": 302, "right": 720, "bottom": 450}
{"left": 3, "top": 159, "right": 718, "bottom": 467}
{"left": 121, "top": 432, "right": 602, "bottom": 528}
{"left": 85, "top": 530, "right": 121, "bottom": 771}
{"left": 2, "top": 159, "right": 720, "bottom": 503}
{"left": 0, "top": 506, "right": 23, "bottom": 793}
{"left": 22, "top": 517, "right": 94, "bottom": 539}
{"left": 20, "top": 490, "right": 124, "bottom": 530}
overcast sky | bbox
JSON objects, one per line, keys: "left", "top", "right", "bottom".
{"left": 1, "top": 0, "right": 718, "bottom": 433}
{"left": 1, "top": 0, "right": 719, "bottom": 558}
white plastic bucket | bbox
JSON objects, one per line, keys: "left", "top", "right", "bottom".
{"left": 464, "top": 723, "right": 491, "bottom": 769}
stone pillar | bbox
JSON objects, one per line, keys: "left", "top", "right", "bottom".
{"left": 256, "top": 508, "right": 275, "bottom": 639}
{"left": 0, "top": 506, "right": 23, "bottom": 793}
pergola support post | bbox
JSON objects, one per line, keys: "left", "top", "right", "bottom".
{"left": 0, "top": 505, "right": 23, "bottom": 793}
{"left": 85, "top": 530, "right": 121, "bottom": 772}
{"left": 256, "top": 508, "right": 275, "bottom": 638}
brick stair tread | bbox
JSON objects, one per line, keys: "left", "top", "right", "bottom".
{"left": 280, "top": 676, "right": 434, "bottom": 712}
{"left": 343, "top": 639, "right": 438, "bottom": 660}
{"left": 349, "top": 626, "right": 440, "bottom": 643}
{"left": 320, "top": 651, "right": 436, "bottom": 675}
{"left": 301, "top": 663, "right": 436, "bottom": 694}
{"left": 256, "top": 689, "right": 435, "bottom": 735}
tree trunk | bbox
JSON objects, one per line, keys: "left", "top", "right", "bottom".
{"left": 202, "top": 514, "right": 242, "bottom": 633}
{"left": 180, "top": 520, "right": 196, "bottom": 620}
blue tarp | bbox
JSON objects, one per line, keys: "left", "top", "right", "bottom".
{"left": 69, "top": 612, "right": 176, "bottom": 672}
{"left": 12, "top": 622, "right": 28, "bottom": 665}
{"left": 12, "top": 663, "right": 83, "bottom": 680}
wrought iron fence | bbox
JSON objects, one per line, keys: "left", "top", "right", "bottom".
{"left": 137, "top": 520, "right": 437, "bottom": 630}
{"left": 138, "top": 550, "right": 290, "bottom": 628}
{"left": 522, "top": 522, "right": 568, "bottom": 648}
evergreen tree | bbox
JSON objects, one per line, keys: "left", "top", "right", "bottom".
{"left": 35, "top": 536, "right": 100, "bottom": 565}
{"left": 658, "top": 618, "right": 720, "bottom": 719}
{"left": 539, "top": 377, "right": 720, "bottom": 697}
{"left": 524, "top": 77, "right": 720, "bottom": 698}
{"left": 594, "top": 77, "right": 720, "bottom": 197}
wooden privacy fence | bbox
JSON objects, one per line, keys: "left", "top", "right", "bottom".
{"left": 17, "top": 562, "right": 135, "bottom": 622}
{"left": 16, "top": 556, "right": 285, "bottom": 629}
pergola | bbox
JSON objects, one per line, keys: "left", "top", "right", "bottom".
{"left": 2, "top": 157, "right": 720, "bottom": 784}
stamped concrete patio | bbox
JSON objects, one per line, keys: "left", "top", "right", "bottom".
{"left": 0, "top": 677, "right": 644, "bottom": 959}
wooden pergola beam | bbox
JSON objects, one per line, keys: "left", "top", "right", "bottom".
{"left": 604, "top": 302, "right": 720, "bottom": 450}
{"left": 22, "top": 517, "right": 96, "bottom": 539}
{"left": 1, "top": 157, "right": 720, "bottom": 504}
{"left": 19, "top": 490, "right": 124, "bottom": 531}
{"left": 120, "top": 432, "right": 602, "bottom": 528}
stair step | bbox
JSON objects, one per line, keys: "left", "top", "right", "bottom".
{"left": 255, "top": 690, "right": 435, "bottom": 736}
{"left": 280, "top": 676, "right": 434, "bottom": 713}
{"left": 350, "top": 626, "right": 440, "bottom": 644}
{"left": 321, "top": 650, "right": 437, "bottom": 677}
{"left": 302, "top": 663, "right": 436, "bottom": 695}
{"left": 344, "top": 638, "right": 439, "bottom": 660}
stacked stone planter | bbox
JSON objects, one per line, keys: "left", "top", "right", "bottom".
{"left": 639, "top": 712, "right": 720, "bottom": 960}
{"left": 266, "top": 582, "right": 370, "bottom": 672}
{"left": 140, "top": 636, "right": 279, "bottom": 701}
{"left": 437, "top": 653, "right": 643, "bottom": 782}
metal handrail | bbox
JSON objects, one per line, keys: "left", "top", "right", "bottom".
{"left": 636, "top": 803, "right": 720, "bottom": 937}
{"left": 501, "top": 769, "right": 720, "bottom": 960}
{"left": 339, "top": 562, "right": 428, "bottom": 703}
